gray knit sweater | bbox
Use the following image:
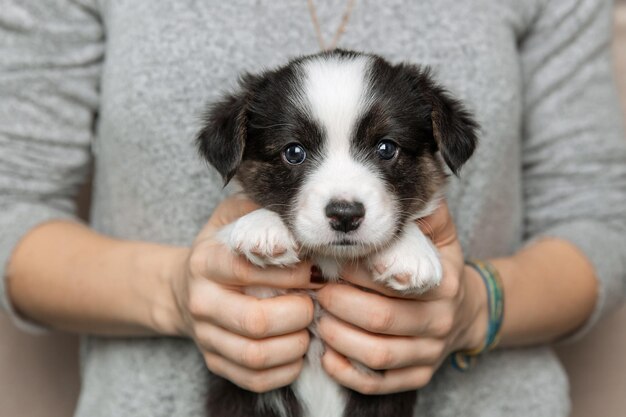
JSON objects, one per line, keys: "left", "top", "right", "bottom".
{"left": 1, "top": 1, "right": 625, "bottom": 416}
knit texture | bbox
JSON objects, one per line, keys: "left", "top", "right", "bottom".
{"left": 1, "top": 0, "right": 625, "bottom": 416}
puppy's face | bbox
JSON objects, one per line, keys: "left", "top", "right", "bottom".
{"left": 198, "top": 50, "right": 477, "bottom": 258}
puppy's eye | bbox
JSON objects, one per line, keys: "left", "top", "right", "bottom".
{"left": 376, "top": 139, "right": 398, "bottom": 160}
{"left": 282, "top": 143, "right": 307, "bottom": 165}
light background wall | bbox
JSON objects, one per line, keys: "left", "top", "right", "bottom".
{"left": 1, "top": 3, "right": 626, "bottom": 417}
{"left": 555, "top": 5, "right": 626, "bottom": 416}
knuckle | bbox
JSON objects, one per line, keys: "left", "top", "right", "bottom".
{"left": 188, "top": 291, "right": 207, "bottom": 318}
{"left": 195, "top": 330, "right": 219, "bottom": 358}
{"left": 232, "top": 256, "right": 254, "bottom": 284}
{"left": 441, "top": 276, "right": 460, "bottom": 298}
{"left": 293, "top": 296, "right": 314, "bottom": 329}
{"left": 301, "top": 297, "right": 315, "bottom": 325}
{"left": 188, "top": 248, "right": 207, "bottom": 277}
{"left": 367, "top": 306, "right": 395, "bottom": 333}
{"left": 247, "top": 374, "right": 272, "bottom": 393}
{"left": 357, "top": 377, "right": 382, "bottom": 395}
{"left": 322, "top": 356, "right": 339, "bottom": 379}
{"left": 319, "top": 286, "right": 334, "bottom": 310}
{"left": 324, "top": 329, "right": 337, "bottom": 345}
{"left": 192, "top": 323, "right": 208, "bottom": 346}
{"left": 413, "top": 368, "right": 435, "bottom": 389}
{"left": 202, "top": 351, "right": 219, "bottom": 373}
{"left": 432, "top": 315, "right": 454, "bottom": 337}
{"left": 366, "top": 344, "right": 394, "bottom": 370}
{"left": 425, "top": 340, "right": 445, "bottom": 362}
{"left": 241, "top": 302, "right": 269, "bottom": 338}
{"left": 296, "top": 330, "right": 311, "bottom": 354}
{"left": 288, "top": 358, "right": 305, "bottom": 383}
{"left": 319, "top": 320, "right": 336, "bottom": 344}
{"left": 241, "top": 341, "right": 268, "bottom": 370}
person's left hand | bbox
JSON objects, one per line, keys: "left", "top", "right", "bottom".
{"left": 316, "top": 201, "right": 488, "bottom": 394}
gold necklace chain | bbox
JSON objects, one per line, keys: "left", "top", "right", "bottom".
{"left": 306, "top": 0, "right": 357, "bottom": 51}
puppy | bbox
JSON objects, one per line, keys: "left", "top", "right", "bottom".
{"left": 196, "top": 50, "right": 478, "bottom": 417}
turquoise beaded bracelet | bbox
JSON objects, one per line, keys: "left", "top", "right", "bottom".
{"left": 450, "top": 259, "right": 504, "bottom": 371}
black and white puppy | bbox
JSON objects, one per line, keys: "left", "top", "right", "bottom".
{"left": 196, "top": 50, "right": 478, "bottom": 417}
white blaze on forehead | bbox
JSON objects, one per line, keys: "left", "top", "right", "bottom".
{"left": 301, "top": 55, "right": 372, "bottom": 154}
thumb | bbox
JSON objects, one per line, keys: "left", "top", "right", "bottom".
{"left": 201, "top": 194, "right": 261, "bottom": 237}
{"left": 417, "top": 200, "right": 458, "bottom": 248}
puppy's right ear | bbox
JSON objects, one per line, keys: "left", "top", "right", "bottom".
{"left": 196, "top": 75, "right": 257, "bottom": 184}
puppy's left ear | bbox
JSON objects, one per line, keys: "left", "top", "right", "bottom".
{"left": 196, "top": 74, "right": 258, "bottom": 184}
{"left": 403, "top": 65, "right": 479, "bottom": 175}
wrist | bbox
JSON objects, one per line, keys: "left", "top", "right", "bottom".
{"left": 144, "top": 244, "right": 191, "bottom": 337}
{"left": 458, "top": 264, "right": 489, "bottom": 352}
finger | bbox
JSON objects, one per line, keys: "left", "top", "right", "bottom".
{"left": 321, "top": 347, "right": 435, "bottom": 395}
{"left": 191, "top": 282, "right": 315, "bottom": 339}
{"left": 415, "top": 200, "right": 457, "bottom": 248}
{"left": 339, "top": 263, "right": 414, "bottom": 298}
{"left": 203, "top": 350, "right": 304, "bottom": 393}
{"left": 205, "top": 194, "right": 261, "bottom": 234}
{"left": 316, "top": 283, "right": 444, "bottom": 337}
{"left": 195, "top": 322, "right": 309, "bottom": 370}
{"left": 318, "top": 315, "right": 445, "bottom": 370}
{"left": 196, "top": 240, "right": 317, "bottom": 289}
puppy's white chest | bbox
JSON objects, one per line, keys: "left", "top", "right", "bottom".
{"left": 245, "top": 286, "right": 345, "bottom": 417}
{"left": 293, "top": 332, "right": 346, "bottom": 417}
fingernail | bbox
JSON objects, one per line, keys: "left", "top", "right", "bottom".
{"left": 311, "top": 266, "right": 325, "bottom": 284}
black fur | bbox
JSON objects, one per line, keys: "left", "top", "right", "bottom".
{"left": 401, "top": 64, "right": 479, "bottom": 175}
{"left": 196, "top": 74, "right": 254, "bottom": 184}
{"left": 353, "top": 57, "right": 445, "bottom": 231}
{"left": 344, "top": 390, "right": 418, "bottom": 417}
{"left": 207, "top": 376, "right": 302, "bottom": 417}
{"left": 196, "top": 50, "right": 478, "bottom": 417}
{"left": 365, "top": 58, "right": 478, "bottom": 176}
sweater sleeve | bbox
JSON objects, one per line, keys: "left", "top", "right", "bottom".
{"left": 520, "top": 0, "right": 626, "bottom": 340}
{"left": 0, "top": 0, "right": 103, "bottom": 332}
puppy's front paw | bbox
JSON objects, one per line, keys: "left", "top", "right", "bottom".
{"left": 217, "top": 209, "right": 299, "bottom": 267}
{"left": 369, "top": 225, "right": 442, "bottom": 294}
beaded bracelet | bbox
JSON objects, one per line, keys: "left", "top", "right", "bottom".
{"left": 450, "top": 259, "right": 504, "bottom": 371}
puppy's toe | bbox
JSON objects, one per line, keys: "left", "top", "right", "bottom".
{"left": 369, "top": 236, "right": 442, "bottom": 295}
{"left": 390, "top": 272, "right": 412, "bottom": 286}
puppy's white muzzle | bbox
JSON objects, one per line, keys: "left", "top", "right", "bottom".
{"left": 292, "top": 155, "right": 398, "bottom": 257}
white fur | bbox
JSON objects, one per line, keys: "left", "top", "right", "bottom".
{"left": 301, "top": 55, "right": 372, "bottom": 155}
{"left": 217, "top": 208, "right": 299, "bottom": 267}
{"left": 292, "top": 55, "right": 398, "bottom": 259}
{"left": 293, "top": 156, "right": 398, "bottom": 258}
{"left": 412, "top": 190, "right": 444, "bottom": 220}
{"left": 257, "top": 391, "right": 290, "bottom": 417}
{"left": 313, "top": 256, "right": 342, "bottom": 281}
{"left": 293, "top": 336, "right": 346, "bottom": 417}
{"left": 369, "top": 222, "right": 443, "bottom": 294}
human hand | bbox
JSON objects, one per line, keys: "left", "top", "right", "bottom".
{"left": 169, "top": 194, "right": 318, "bottom": 393}
{"left": 316, "top": 201, "right": 488, "bottom": 394}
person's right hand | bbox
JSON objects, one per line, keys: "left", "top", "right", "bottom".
{"left": 170, "top": 194, "right": 317, "bottom": 393}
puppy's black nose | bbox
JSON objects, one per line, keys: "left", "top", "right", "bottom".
{"left": 325, "top": 200, "right": 365, "bottom": 233}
